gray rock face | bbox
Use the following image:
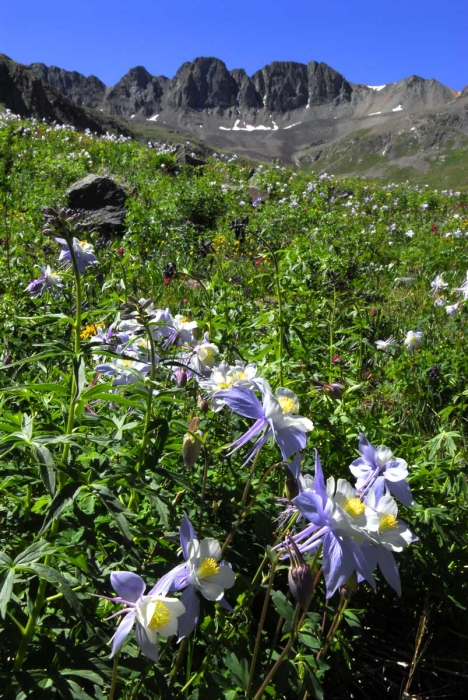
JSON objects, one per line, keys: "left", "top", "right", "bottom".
{"left": 252, "top": 62, "right": 309, "bottom": 112}
{"left": 307, "top": 61, "right": 352, "bottom": 105}
{"left": 168, "top": 57, "right": 239, "bottom": 110}
{"left": 66, "top": 175, "right": 128, "bottom": 237}
{"left": 230, "top": 68, "right": 262, "bottom": 109}
{"left": 104, "top": 66, "right": 168, "bottom": 117}
{"left": 29, "top": 63, "right": 106, "bottom": 109}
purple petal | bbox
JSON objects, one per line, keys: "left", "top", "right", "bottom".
{"left": 215, "top": 386, "right": 265, "bottom": 420}
{"left": 387, "top": 478, "right": 414, "bottom": 506}
{"left": 148, "top": 563, "right": 189, "bottom": 596}
{"left": 226, "top": 418, "right": 268, "bottom": 455}
{"left": 293, "top": 490, "right": 329, "bottom": 527}
{"left": 313, "top": 449, "right": 328, "bottom": 507}
{"left": 177, "top": 585, "right": 200, "bottom": 640}
{"left": 135, "top": 622, "right": 159, "bottom": 662}
{"left": 180, "top": 514, "right": 197, "bottom": 560}
{"left": 376, "top": 546, "right": 401, "bottom": 595}
{"left": 110, "top": 572, "right": 145, "bottom": 602}
{"left": 110, "top": 610, "right": 136, "bottom": 657}
{"left": 275, "top": 426, "right": 307, "bottom": 461}
{"left": 286, "top": 452, "right": 301, "bottom": 480}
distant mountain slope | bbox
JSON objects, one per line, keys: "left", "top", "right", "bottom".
{"left": 3, "top": 52, "right": 468, "bottom": 185}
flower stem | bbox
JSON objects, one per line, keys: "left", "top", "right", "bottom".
{"left": 247, "top": 557, "right": 278, "bottom": 697}
{"left": 253, "top": 605, "right": 306, "bottom": 699}
{"left": 109, "top": 650, "right": 120, "bottom": 700}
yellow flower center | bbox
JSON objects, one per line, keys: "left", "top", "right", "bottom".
{"left": 379, "top": 513, "right": 398, "bottom": 531}
{"left": 343, "top": 497, "right": 365, "bottom": 519}
{"left": 217, "top": 381, "right": 231, "bottom": 390}
{"left": 197, "top": 557, "right": 220, "bottom": 579}
{"left": 278, "top": 396, "right": 297, "bottom": 414}
{"left": 236, "top": 370, "right": 247, "bottom": 380}
{"left": 180, "top": 316, "right": 189, "bottom": 324}
{"left": 79, "top": 240, "right": 87, "bottom": 247}
{"left": 148, "top": 600, "right": 172, "bottom": 630}
{"left": 122, "top": 359, "right": 134, "bottom": 367}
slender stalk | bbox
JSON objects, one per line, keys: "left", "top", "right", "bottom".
{"left": 317, "top": 594, "right": 349, "bottom": 660}
{"left": 247, "top": 557, "right": 278, "bottom": 697}
{"left": 169, "top": 637, "right": 188, "bottom": 688}
{"left": 109, "top": 650, "right": 120, "bottom": 700}
{"left": 253, "top": 605, "right": 306, "bottom": 699}
{"left": 221, "top": 460, "right": 279, "bottom": 556}
{"left": 198, "top": 445, "right": 210, "bottom": 538}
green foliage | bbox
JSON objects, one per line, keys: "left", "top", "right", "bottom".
{"left": 1, "top": 111, "right": 468, "bottom": 698}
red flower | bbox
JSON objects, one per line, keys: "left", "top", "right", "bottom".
{"left": 164, "top": 277, "right": 171, "bottom": 286}
{"left": 117, "top": 248, "right": 124, "bottom": 255}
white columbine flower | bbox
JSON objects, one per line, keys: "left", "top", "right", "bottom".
{"left": 430, "top": 275, "right": 448, "bottom": 295}
{"left": 404, "top": 331, "right": 423, "bottom": 352}
{"left": 375, "top": 336, "right": 395, "bottom": 352}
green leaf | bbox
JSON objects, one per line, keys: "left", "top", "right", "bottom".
{"left": 32, "top": 443, "right": 56, "bottom": 496}
{"left": 271, "top": 590, "right": 294, "bottom": 622}
{"left": 223, "top": 651, "right": 249, "bottom": 691}
{"left": 13, "top": 540, "right": 55, "bottom": 566}
{"left": 27, "top": 563, "right": 82, "bottom": 612}
{"left": 0, "top": 568, "right": 15, "bottom": 618}
{"left": 39, "top": 482, "right": 82, "bottom": 536}
{"left": 73, "top": 355, "right": 86, "bottom": 402}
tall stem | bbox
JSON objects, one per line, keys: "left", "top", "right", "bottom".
{"left": 109, "top": 650, "right": 120, "bottom": 700}
{"left": 247, "top": 557, "right": 278, "bottom": 697}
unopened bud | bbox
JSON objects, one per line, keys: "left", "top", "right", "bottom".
{"left": 182, "top": 417, "right": 202, "bottom": 468}
{"left": 285, "top": 473, "right": 299, "bottom": 501}
{"left": 176, "top": 368, "right": 188, "bottom": 388}
{"left": 287, "top": 536, "right": 315, "bottom": 611}
{"left": 198, "top": 395, "right": 209, "bottom": 413}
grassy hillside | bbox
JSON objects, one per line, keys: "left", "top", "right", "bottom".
{"left": 1, "top": 110, "right": 468, "bottom": 699}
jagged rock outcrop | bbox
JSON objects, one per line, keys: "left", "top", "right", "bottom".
{"left": 0, "top": 53, "right": 110, "bottom": 132}
{"left": 29, "top": 63, "right": 106, "bottom": 109}
{"left": 307, "top": 61, "right": 352, "bottom": 105}
{"left": 104, "top": 66, "right": 168, "bottom": 118}
{"left": 252, "top": 62, "right": 309, "bottom": 112}
{"left": 230, "top": 69, "right": 262, "bottom": 109}
{"left": 168, "top": 57, "right": 239, "bottom": 110}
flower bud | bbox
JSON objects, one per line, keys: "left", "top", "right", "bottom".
{"left": 198, "top": 395, "right": 209, "bottom": 413}
{"left": 287, "top": 536, "right": 315, "bottom": 611}
{"left": 182, "top": 417, "right": 202, "bottom": 469}
{"left": 176, "top": 368, "right": 188, "bottom": 388}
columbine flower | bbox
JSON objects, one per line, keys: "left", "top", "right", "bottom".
{"left": 375, "top": 336, "right": 395, "bottom": 352}
{"left": 404, "top": 330, "right": 423, "bottom": 352}
{"left": 350, "top": 433, "right": 413, "bottom": 506}
{"left": 283, "top": 451, "right": 375, "bottom": 598}
{"left": 199, "top": 361, "right": 258, "bottom": 412}
{"left": 446, "top": 302, "right": 460, "bottom": 316}
{"left": 96, "top": 354, "right": 152, "bottom": 386}
{"left": 430, "top": 275, "right": 448, "bottom": 295}
{"left": 105, "top": 571, "right": 185, "bottom": 661}
{"left": 160, "top": 515, "right": 235, "bottom": 639}
{"left": 362, "top": 490, "right": 416, "bottom": 595}
{"left": 215, "top": 380, "right": 313, "bottom": 478}
{"left": 454, "top": 271, "right": 468, "bottom": 300}
{"left": 25, "top": 265, "right": 63, "bottom": 298}
{"left": 56, "top": 237, "right": 98, "bottom": 274}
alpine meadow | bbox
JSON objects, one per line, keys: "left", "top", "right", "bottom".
{"left": 1, "top": 106, "right": 468, "bottom": 700}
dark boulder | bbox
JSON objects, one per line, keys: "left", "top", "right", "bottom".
{"left": 66, "top": 174, "right": 128, "bottom": 237}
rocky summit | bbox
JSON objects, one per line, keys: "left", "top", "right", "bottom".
{"left": 2, "top": 53, "right": 468, "bottom": 184}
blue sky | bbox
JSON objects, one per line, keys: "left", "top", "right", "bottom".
{"left": 2, "top": 0, "right": 467, "bottom": 90}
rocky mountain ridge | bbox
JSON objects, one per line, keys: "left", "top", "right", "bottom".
{"left": 2, "top": 53, "right": 468, "bottom": 185}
